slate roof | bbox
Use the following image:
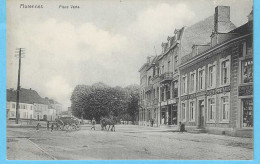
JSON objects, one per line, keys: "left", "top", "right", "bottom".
{"left": 179, "top": 15, "right": 236, "bottom": 57}
{"left": 7, "top": 88, "right": 47, "bottom": 105}
{"left": 228, "top": 22, "right": 253, "bottom": 36}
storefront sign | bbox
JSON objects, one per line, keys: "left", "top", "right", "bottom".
{"left": 207, "top": 85, "right": 231, "bottom": 96}
{"left": 239, "top": 85, "right": 253, "bottom": 96}
{"left": 181, "top": 85, "right": 231, "bottom": 101}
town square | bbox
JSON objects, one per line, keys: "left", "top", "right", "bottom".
{"left": 4, "top": 0, "right": 255, "bottom": 161}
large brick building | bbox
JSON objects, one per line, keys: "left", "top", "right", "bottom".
{"left": 138, "top": 6, "right": 253, "bottom": 137}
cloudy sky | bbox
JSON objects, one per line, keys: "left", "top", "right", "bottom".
{"left": 6, "top": 0, "right": 253, "bottom": 109}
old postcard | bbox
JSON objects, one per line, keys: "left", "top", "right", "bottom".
{"left": 5, "top": 0, "right": 255, "bottom": 160}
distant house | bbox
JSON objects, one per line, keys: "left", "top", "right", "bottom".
{"left": 6, "top": 88, "right": 46, "bottom": 120}
{"left": 44, "top": 97, "right": 63, "bottom": 121}
{"left": 6, "top": 88, "right": 62, "bottom": 121}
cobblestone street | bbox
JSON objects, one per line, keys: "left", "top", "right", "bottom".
{"left": 7, "top": 125, "right": 253, "bottom": 160}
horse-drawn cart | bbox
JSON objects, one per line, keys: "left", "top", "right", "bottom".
{"left": 55, "top": 116, "right": 80, "bottom": 131}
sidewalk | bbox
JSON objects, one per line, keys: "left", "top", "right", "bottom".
{"left": 7, "top": 137, "right": 55, "bottom": 160}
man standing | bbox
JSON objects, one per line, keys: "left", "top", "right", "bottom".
{"left": 47, "top": 121, "right": 49, "bottom": 131}
{"left": 91, "top": 118, "right": 96, "bottom": 130}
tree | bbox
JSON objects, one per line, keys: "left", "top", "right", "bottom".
{"left": 70, "top": 82, "right": 139, "bottom": 123}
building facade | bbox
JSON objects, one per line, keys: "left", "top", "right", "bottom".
{"left": 6, "top": 88, "right": 62, "bottom": 122}
{"left": 138, "top": 6, "right": 253, "bottom": 137}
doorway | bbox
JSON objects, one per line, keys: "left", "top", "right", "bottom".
{"left": 198, "top": 100, "right": 205, "bottom": 128}
{"left": 172, "top": 105, "right": 178, "bottom": 125}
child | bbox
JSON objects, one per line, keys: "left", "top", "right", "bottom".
{"left": 91, "top": 118, "right": 96, "bottom": 130}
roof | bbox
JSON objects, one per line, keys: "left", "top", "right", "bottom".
{"left": 228, "top": 22, "right": 253, "bottom": 36}
{"left": 7, "top": 88, "right": 47, "bottom": 104}
{"left": 180, "top": 15, "right": 236, "bottom": 57}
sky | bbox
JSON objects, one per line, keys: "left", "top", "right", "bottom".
{"left": 6, "top": 0, "right": 253, "bottom": 110}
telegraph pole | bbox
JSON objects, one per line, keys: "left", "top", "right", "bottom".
{"left": 15, "top": 48, "right": 25, "bottom": 124}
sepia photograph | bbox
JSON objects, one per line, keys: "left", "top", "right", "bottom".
{"left": 4, "top": 0, "right": 256, "bottom": 161}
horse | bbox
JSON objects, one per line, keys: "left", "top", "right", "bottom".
{"left": 100, "top": 117, "right": 117, "bottom": 131}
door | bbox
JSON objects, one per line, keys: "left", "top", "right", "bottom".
{"left": 198, "top": 100, "right": 205, "bottom": 128}
{"left": 172, "top": 105, "right": 177, "bottom": 125}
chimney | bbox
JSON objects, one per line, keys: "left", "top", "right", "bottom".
{"left": 214, "top": 6, "right": 231, "bottom": 33}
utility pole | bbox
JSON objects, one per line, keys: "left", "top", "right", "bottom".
{"left": 15, "top": 48, "right": 25, "bottom": 124}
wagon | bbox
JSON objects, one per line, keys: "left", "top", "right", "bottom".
{"left": 55, "top": 116, "right": 80, "bottom": 131}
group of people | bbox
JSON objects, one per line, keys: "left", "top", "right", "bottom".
{"left": 36, "top": 121, "right": 57, "bottom": 132}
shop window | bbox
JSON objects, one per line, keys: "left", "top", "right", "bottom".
{"left": 208, "top": 98, "right": 216, "bottom": 121}
{"left": 241, "top": 59, "right": 253, "bottom": 83}
{"left": 181, "top": 102, "right": 186, "bottom": 121}
{"left": 189, "top": 101, "right": 195, "bottom": 121}
{"left": 242, "top": 99, "right": 253, "bottom": 127}
{"left": 12, "top": 103, "right": 15, "bottom": 109}
{"left": 221, "top": 59, "right": 230, "bottom": 85}
{"left": 221, "top": 96, "right": 229, "bottom": 121}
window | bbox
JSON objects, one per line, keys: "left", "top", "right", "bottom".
{"left": 168, "top": 61, "right": 171, "bottom": 72}
{"left": 198, "top": 69, "right": 205, "bottom": 90}
{"left": 172, "top": 81, "right": 178, "bottom": 98}
{"left": 182, "top": 75, "right": 187, "bottom": 94}
{"left": 162, "top": 66, "right": 164, "bottom": 74}
{"left": 181, "top": 103, "right": 186, "bottom": 121}
{"left": 190, "top": 71, "right": 196, "bottom": 92}
{"left": 161, "top": 87, "right": 165, "bottom": 101}
{"left": 166, "top": 84, "right": 170, "bottom": 100}
{"left": 174, "top": 55, "right": 178, "bottom": 72}
{"left": 221, "top": 59, "right": 230, "bottom": 85}
{"left": 208, "top": 65, "right": 216, "bottom": 88}
{"left": 208, "top": 98, "right": 216, "bottom": 121}
{"left": 12, "top": 103, "right": 15, "bottom": 109}
{"left": 221, "top": 96, "right": 229, "bottom": 121}
{"left": 11, "top": 111, "right": 15, "bottom": 117}
{"left": 241, "top": 59, "right": 253, "bottom": 83}
{"left": 242, "top": 99, "right": 253, "bottom": 127}
{"left": 189, "top": 101, "right": 195, "bottom": 121}
{"left": 157, "top": 87, "right": 159, "bottom": 99}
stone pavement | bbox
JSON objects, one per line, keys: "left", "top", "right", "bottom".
{"left": 6, "top": 125, "right": 253, "bottom": 160}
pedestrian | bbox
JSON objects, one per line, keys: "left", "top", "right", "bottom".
{"left": 51, "top": 123, "right": 54, "bottom": 132}
{"left": 47, "top": 121, "right": 49, "bottom": 131}
{"left": 91, "top": 118, "right": 96, "bottom": 130}
{"left": 179, "top": 122, "right": 185, "bottom": 133}
{"left": 36, "top": 123, "right": 40, "bottom": 131}
{"left": 151, "top": 119, "right": 154, "bottom": 127}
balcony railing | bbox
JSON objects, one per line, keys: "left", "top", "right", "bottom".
{"left": 160, "top": 72, "right": 173, "bottom": 83}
